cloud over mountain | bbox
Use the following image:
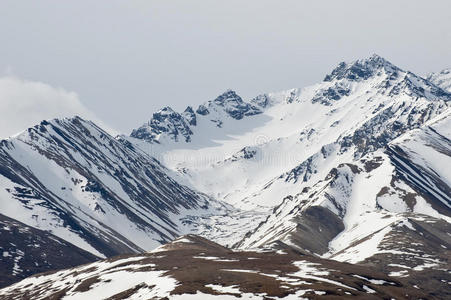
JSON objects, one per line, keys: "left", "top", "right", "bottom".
{"left": 0, "top": 76, "right": 114, "bottom": 138}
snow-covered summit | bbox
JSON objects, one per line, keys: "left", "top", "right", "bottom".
{"left": 131, "top": 106, "right": 194, "bottom": 143}
{"left": 323, "top": 54, "right": 450, "bottom": 101}
{"left": 130, "top": 55, "right": 450, "bottom": 147}
{"left": 324, "top": 54, "right": 398, "bottom": 82}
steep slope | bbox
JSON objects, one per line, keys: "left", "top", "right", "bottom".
{"left": 0, "top": 116, "right": 223, "bottom": 258}
{"left": 0, "top": 213, "right": 98, "bottom": 288}
{"left": 387, "top": 112, "right": 451, "bottom": 214}
{"left": 0, "top": 235, "right": 432, "bottom": 299}
{"left": 233, "top": 116, "right": 451, "bottom": 293}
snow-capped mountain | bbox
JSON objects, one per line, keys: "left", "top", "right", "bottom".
{"left": 0, "top": 235, "right": 434, "bottom": 299}
{"left": 128, "top": 54, "right": 451, "bottom": 279}
{"left": 427, "top": 68, "right": 451, "bottom": 92}
{"left": 129, "top": 55, "right": 450, "bottom": 211}
{"left": 0, "top": 116, "right": 224, "bottom": 262}
{"left": 0, "top": 54, "right": 450, "bottom": 296}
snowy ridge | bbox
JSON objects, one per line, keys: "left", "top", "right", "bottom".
{"left": 130, "top": 89, "right": 262, "bottom": 144}
{"left": 0, "top": 116, "right": 225, "bottom": 259}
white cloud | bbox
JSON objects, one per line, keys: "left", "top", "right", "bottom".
{"left": 0, "top": 76, "right": 116, "bottom": 139}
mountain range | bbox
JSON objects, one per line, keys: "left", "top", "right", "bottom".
{"left": 0, "top": 54, "right": 450, "bottom": 299}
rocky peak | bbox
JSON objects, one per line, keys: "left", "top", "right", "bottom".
{"left": 152, "top": 106, "right": 178, "bottom": 120}
{"left": 324, "top": 54, "right": 399, "bottom": 82}
{"left": 208, "top": 89, "right": 262, "bottom": 120}
{"left": 130, "top": 106, "right": 194, "bottom": 143}
{"left": 183, "top": 106, "right": 197, "bottom": 126}
{"left": 212, "top": 89, "right": 243, "bottom": 106}
{"left": 195, "top": 104, "right": 209, "bottom": 115}
{"left": 320, "top": 54, "right": 451, "bottom": 105}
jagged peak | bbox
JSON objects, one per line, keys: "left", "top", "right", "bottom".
{"left": 131, "top": 105, "right": 194, "bottom": 143}
{"left": 183, "top": 106, "right": 194, "bottom": 113}
{"left": 183, "top": 106, "right": 197, "bottom": 126}
{"left": 193, "top": 89, "right": 262, "bottom": 120}
{"left": 212, "top": 89, "right": 244, "bottom": 106}
{"left": 324, "top": 54, "right": 400, "bottom": 82}
{"left": 155, "top": 106, "right": 176, "bottom": 115}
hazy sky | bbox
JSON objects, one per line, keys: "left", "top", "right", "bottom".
{"left": 1, "top": 0, "right": 450, "bottom": 136}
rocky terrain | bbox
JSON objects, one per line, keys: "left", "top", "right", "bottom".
{"left": 0, "top": 235, "right": 437, "bottom": 299}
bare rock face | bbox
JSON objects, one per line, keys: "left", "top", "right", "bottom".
{"left": 131, "top": 106, "right": 194, "bottom": 142}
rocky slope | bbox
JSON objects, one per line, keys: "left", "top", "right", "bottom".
{"left": 0, "top": 213, "right": 98, "bottom": 288}
{"left": 0, "top": 235, "right": 435, "bottom": 300}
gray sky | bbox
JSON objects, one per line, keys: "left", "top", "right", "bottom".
{"left": 1, "top": 0, "right": 450, "bottom": 135}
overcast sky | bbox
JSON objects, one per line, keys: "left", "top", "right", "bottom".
{"left": 0, "top": 0, "right": 450, "bottom": 136}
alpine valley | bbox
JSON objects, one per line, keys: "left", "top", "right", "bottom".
{"left": 0, "top": 54, "right": 450, "bottom": 299}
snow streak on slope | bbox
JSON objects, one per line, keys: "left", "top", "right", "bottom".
{"left": 0, "top": 116, "right": 225, "bottom": 257}
{"left": 388, "top": 111, "right": 451, "bottom": 213}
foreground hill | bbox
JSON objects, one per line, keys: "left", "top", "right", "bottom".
{"left": 0, "top": 235, "right": 434, "bottom": 299}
